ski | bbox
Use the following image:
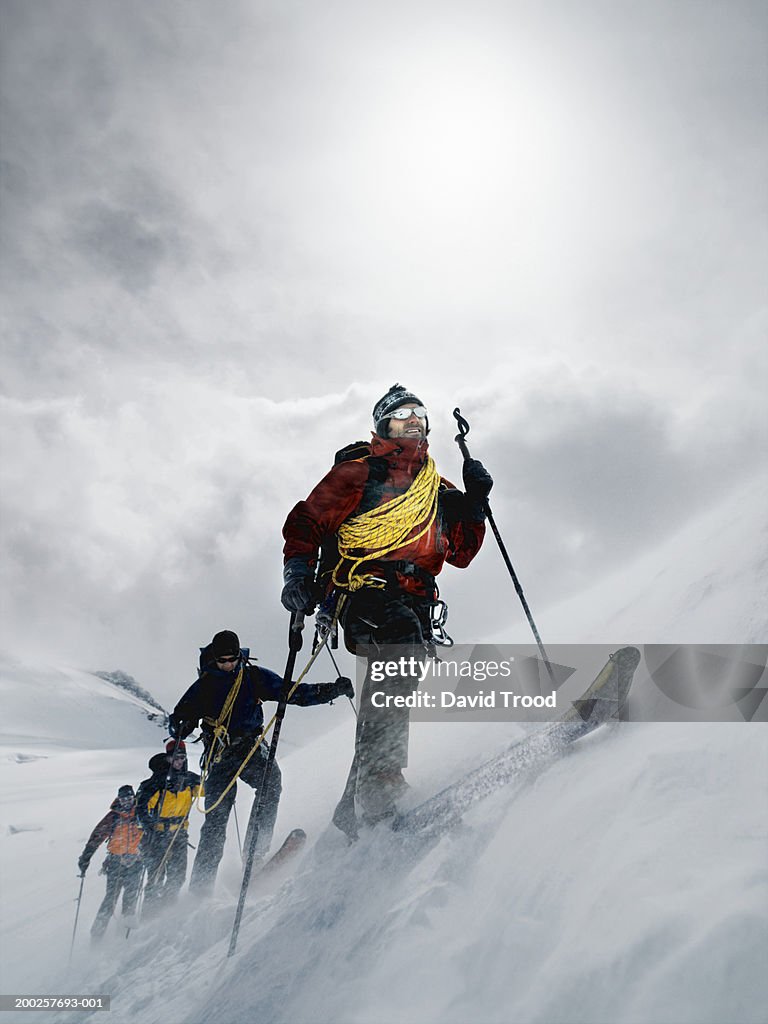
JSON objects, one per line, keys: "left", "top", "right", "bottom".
{"left": 393, "top": 646, "right": 640, "bottom": 836}
{"left": 260, "top": 828, "right": 307, "bottom": 874}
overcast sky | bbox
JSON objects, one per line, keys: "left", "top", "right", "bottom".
{"left": 1, "top": 0, "right": 766, "bottom": 703}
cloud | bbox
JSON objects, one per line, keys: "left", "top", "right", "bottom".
{"left": 1, "top": 367, "right": 763, "bottom": 700}
{"left": 0, "top": 0, "right": 765, "bottom": 697}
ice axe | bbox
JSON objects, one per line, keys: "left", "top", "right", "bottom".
{"left": 453, "top": 407, "right": 556, "bottom": 685}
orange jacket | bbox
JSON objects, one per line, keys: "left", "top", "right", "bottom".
{"left": 81, "top": 800, "right": 142, "bottom": 863}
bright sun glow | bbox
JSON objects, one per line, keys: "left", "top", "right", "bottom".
{"left": 356, "top": 35, "right": 570, "bottom": 229}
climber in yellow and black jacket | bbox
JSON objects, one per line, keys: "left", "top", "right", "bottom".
{"left": 136, "top": 740, "right": 201, "bottom": 912}
{"left": 78, "top": 784, "right": 143, "bottom": 939}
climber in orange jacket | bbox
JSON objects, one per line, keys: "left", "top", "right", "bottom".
{"left": 77, "top": 784, "right": 143, "bottom": 939}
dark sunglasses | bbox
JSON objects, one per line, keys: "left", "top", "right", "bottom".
{"left": 216, "top": 655, "right": 239, "bottom": 665}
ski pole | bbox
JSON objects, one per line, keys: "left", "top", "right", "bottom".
{"left": 233, "top": 802, "right": 243, "bottom": 860}
{"left": 143, "top": 734, "right": 184, "bottom": 891}
{"left": 453, "top": 407, "right": 556, "bottom": 685}
{"left": 68, "top": 873, "right": 86, "bottom": 963}
{"left": 134, "top": 864, "right": 146, "bottom": 923}
{"left": 228, "top": 611, "right": 305, "bottom": 957}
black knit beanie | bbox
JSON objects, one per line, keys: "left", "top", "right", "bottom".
{"left": 372, "top": 383, "right": 428, "bottom": 437}
{"left": 211, "top": 630, "right": 241, "bottom": 659}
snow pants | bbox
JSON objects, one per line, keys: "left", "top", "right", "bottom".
{"left": 141, "top": 830, "right": 188, "bottom": 914}
{"left": 90, "top": 854, "right": 142, "bottom": 938}
{"left": 340, "top": 587, "right": 431, "bottom": 823}
{"left": 189, "top": 737, "right": 282, "bottom": 894}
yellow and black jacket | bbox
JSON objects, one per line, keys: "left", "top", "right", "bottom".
{"left": 136, "top": 755, "right": 202, "bottom": 836}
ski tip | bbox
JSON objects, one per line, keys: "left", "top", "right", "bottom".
{"left": 611, "top": 646, "right": 641, "bottom": 671}
{"left": 569, "top": 647, "right": 641, "bottom": 723}
{"left": 259, "top": 828, "right": 308, "bottom": 875}
{"left": 611, "top": 646, "right": 641, "bottom": 707}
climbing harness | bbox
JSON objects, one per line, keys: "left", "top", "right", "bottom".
{"left": 200, "top": 663, "right": 245, "bottom": 767}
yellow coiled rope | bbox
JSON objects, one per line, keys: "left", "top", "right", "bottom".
{"left": 332, "top": 455, "right": 440, "bottom": 592}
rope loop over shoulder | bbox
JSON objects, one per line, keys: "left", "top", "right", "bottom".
{"left": 332, "top": 456, "right": 440, "bottom": 591}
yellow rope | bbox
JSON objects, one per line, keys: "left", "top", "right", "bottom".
{"left": 332, "top": 456, "right": 440, "bottom": 591}
{"left": 200, "top": 664, "right": 244, "bottom": 771}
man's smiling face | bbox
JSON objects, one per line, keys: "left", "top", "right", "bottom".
{"left": 387, "top": 402, "right": 428, "bottom": 440}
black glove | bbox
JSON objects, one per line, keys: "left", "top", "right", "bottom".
{"left": 168, "top": 714, "right": 195, "bottom": 739}
{"left": 78, "top": 854, "right": 89, "bottom": 875}
{"left": 281, "top": 558, "right": 318, "bottom": 613}
{"left": 462, "top": 459, "right": 493, "bottom": 521}
{"left": 329, "top": 676, "right": 354, "bottom": 701}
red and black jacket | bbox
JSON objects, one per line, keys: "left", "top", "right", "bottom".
{"left": 282, "top": 435, "right": 485, "bottom": 597}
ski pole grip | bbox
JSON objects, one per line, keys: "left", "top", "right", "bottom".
{"left": 289, "top": 611, "right": 305, "bottom": 653}
{"left": 453, "top": 407, "right": 472, "bottom": 461}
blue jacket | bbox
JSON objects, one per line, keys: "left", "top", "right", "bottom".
{"left": 170, "top": 649, "right": 347, "bottom": 741}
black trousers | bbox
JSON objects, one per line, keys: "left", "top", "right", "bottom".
{"left": 340, "top": 588, "right": 431, "bottom": 820}
{"left": 189, "top": 737, "right": 282, "bottom": 893}
{"left": 90, "top": 855, "right": 142, "bottom": 938}
{"left": 141, "top": 831, "right": 188, "bottom": 913}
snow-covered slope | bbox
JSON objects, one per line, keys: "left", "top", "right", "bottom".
{"left": 0, "top": 655, "right": 167, "bottom": 749}
{"left": 538, "top": 471, "right": 768, "bottom": 644}
{"left": 0, "top": 475, "right": 766, "bottom": 1024}
{"left": 197, "top": 719, "right": 767, "bottom": 1024}
{"left": 0, "top": 662, "right": 166, "bottom": 1003}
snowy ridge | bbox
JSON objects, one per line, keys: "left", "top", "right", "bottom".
{"left": 91, "top": 670, "right": 167, "bottom": 717}
{"left": 0, "top": 655, "right": 167, "bottom": 749}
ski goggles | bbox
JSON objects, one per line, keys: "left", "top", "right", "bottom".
{"left": 390, "top": 405, "right": 427, "bottom": 420}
